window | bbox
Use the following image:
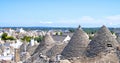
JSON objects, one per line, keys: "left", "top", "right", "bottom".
{"left": 107, "top": 44, "right": 112, "bottom": 47}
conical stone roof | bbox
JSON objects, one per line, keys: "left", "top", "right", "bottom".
{"left": 20, "top": 42, "right": 28, "bottom": 53}
{"left": 61, "top": 25, "right": 89, "bottom": 59}
{"left": 85, "top": 25, "right": 119, "bottom": 58}
{"left": 27, "top": 44, "right": 39, "bottom": 55}
{"left": 117, "top": 36, "right": 120, "bottom": 44}
{"left": 43, "top": 32, "right": 55, "bottom": 45}
{"left": 46, "top": 43, "right": 67, "bottom": 59}
{"left": 33, "top": 32, "right": 55, "bottom": 55}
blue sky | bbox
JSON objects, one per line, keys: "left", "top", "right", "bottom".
{"left": 0, "top": 0, "right": 120, "bottom": 27}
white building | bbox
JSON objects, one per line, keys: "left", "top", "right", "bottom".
{"left": 16, "top": 28, "right": 25, "bottom": 33}
{"left": 29, "top": 39, "right": 35, "bottom": 46}
{"left": 0, "top": 55, "right": 13, "bottom": 61}
{"left": 3, "top": 47, "right": 10, "bottom": 56}
{"left": 10, "top": 40, "right": 23, "bottom": 49}
{"left": 63, "top": 35, "right": 71, "bottom": 43}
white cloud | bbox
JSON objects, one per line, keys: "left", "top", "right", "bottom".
{"left": 40, "top": 15, "right": 120, "bottom": 27}
{"left": 80, "top": 16, "right": 95, "bottom": 21}
{"left": 56, "top": 16, "right": 95, "bottom": 24}
{"left": 39, "top": 21, "right": 53, "bottom": 24}
{"left": 104, "top": 15, "right": 120, "bottom": 26}
{"left": 109, "top": 22, "right": 113, "bottom": 25}
{"left": 53, "top": 16, "right": 100, "bottom": 27}
{"left": 106, "top": 15, "right": 120, "bottom": 21}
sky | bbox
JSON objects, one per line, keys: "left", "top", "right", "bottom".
{"left": 0, "top": 0, "right": 120, "bottom": 27}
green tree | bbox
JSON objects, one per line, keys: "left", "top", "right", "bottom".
{"left": 1, "top": 33, "right": 15, "bottom": 40}
{"left": 111, "top": 31, "right": 114, "bottom": 34}
{"left": 6, "top": 36, "right": 15, "bottom": 40}
{"left": 1, "top": 33, "right": 8, "bottom": 40}
{"left": 21, "top": 36, "right": 32, "bottom": 42}
{"left": 34, "top": 36, "right": 44, "bottom": 43}
{"left": 56, "top": 32, "right": 58, "bottom": 35}
{"left": 60, "top": 32, "right": 62, "bottom": 35}
{"left": 69, "top": 29, "right": 75, "bottom": 33}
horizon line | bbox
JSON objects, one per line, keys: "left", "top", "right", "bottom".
{"left": 0, "top": 26, "right": 119, "bottom": 28}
